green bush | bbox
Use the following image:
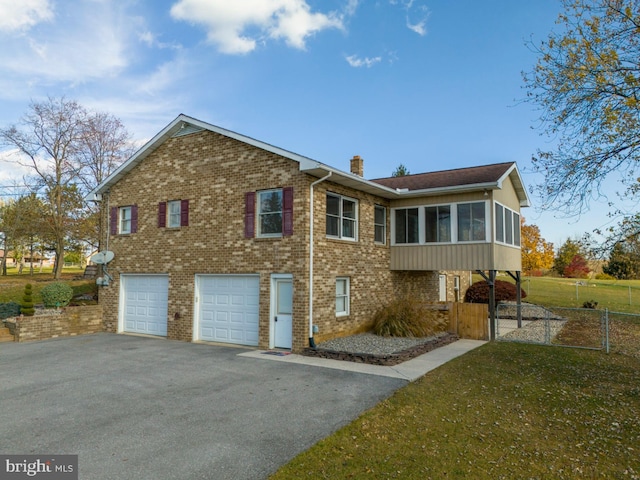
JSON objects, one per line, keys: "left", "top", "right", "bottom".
{"left": 40, "top": 282, "right": 74, "bottom": 308}
{"left": 372, "top": 297, "right": 446, "bottom": 338}
{"left": 21, "top": 284, "right": 35, "bottom": 316}
{"left": 0, "top": 301, "right": 22, "bottom": 319}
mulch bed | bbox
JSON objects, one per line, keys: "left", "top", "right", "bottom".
{"left": 301, "top": 332, "right": 460, "bottom": 366}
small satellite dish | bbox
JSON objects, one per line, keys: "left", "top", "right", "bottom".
{"left": 90, "top": 251, "right": 115, "bottom": 265}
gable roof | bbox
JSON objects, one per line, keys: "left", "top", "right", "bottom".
{"left": 369, "top": 162, "right": 530, "bottom": 206}
{"left": 88, "top": 114, "right": 530, "bottom": 207}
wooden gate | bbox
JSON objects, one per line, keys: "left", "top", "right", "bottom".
{"left": 448, "top": 302, "right": 488, "bottom": 340}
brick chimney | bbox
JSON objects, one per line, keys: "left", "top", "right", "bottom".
{"left": 350, "top": 155, "right": 364, "bottom": 176}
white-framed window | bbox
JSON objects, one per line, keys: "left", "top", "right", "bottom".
{"left": 326, "top": 193, "right": 358, "bottom": 241}
{"left": 425, "top": 205, "right": 451, "bottom": 243}
{"left": 258, "top": 189, "right": 283, "bottom": 237}
{"left": 168, "top": 200, "right": 181, "bottom": 228}
{"left": 336, "top": 277, "right": 350, "bottom": 316}
{"left": 495, "top": 202, "right": 521, "bottom": 247}
{"left": 119, "top": 206, "right": 132, "bottom": 234}
{"left": 392, "top": 201, "right": 489, "bottom": 246}
{"left": 374, "top": 205, "right": 386, "bottom": 244}
{"left": 394, "top": 207, "right": 420, "bottom": 244}
{"left": 458, "top": 202, "right": 486, "bottom": 242}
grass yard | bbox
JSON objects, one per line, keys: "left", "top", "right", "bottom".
{"left": 0, "top": 268, "right": 96, "bottom": 304}
{"left": 507, "top": 275, "right": 640, "bottom": 314}
{"left": 270, "top": 343, "right": 640, "bottom": 480}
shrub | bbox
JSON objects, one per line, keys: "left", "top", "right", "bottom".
{"left": 464, "top": 279, "right": 527, "bottom": 304}
{"left": 40, "top": 282, "right": 74, "bottom": 308}
{"left": 0, "top": 301, "right": 22, "bottom": 319}
{"left": 21, "top": 284, "right": 35, "bottom": 316}
{"left": 372, "top": 297, "right": 447, "bottom": 338}
{"left": 583, "top": 300, "right": 599, "bottom": 309}
{"left": 595, "top": 273, "right": 615, "bottom": 280}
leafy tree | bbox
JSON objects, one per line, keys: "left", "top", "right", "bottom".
{"left": 553, "top": 238, "right": 585, "bottom": 276}
{"left": 0, "top": 97, "right": 130, "bottom": 277}
{"left": 524, "top": 0, "right": 640, "bottom": 217}
{"left": 603, "top": 236, "right": 640, "bottom": 279}
{"left": 564, "top": 254, "right": 590, "bottom": 278}
{"left": 392, "top": 164, "right": 410, "bottom": 177}
{"left": 521, "top": 218, "right": 555, "bottom": 273}
{"left": 0, "top": 194, "right": 48, "bottom": 275}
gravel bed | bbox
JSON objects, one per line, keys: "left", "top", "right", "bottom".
{"left": 499, "top": 319, "right": 567, "bottom": 343}
{"left": 317, "top": 332, "right": 449, "bottom": 355}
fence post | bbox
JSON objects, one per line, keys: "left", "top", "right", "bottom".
{"left": 605, "top": 308, "right": 610, "bottom": 354}
{"left": 545, "top": 308, "right": 551, "bottom": 345}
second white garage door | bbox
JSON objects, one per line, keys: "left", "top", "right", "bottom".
{"left": 197, "top": 275, "right": 259, "bottom": 346}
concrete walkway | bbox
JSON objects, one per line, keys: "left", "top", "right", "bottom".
{"left": 239, "top": 339, "right": 487, "bottom": 381}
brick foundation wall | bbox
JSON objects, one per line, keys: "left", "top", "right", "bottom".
{"left": 12, "top": 305, "right": 103, "bottom": 342}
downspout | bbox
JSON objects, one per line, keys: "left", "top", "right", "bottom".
{"left": 308, "top": 171, "right": 332, "bottom": 348}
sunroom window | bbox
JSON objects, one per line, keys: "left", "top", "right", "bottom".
{"left": 394, "top": 208, "right": 419, "bottom": 244}
{"left": 457, "top": 202, "right": 486, "bottom": 242}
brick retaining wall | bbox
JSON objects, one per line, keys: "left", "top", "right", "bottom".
{"left": 9, "top": 305, "right": 103, "bottom": 342}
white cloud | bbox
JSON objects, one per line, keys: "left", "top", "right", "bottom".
{"left": 407, "top": 18, "right": 427, "bottom": 36}
{"left": 345, "top": 54, "right": 382, "bottom": 68}
{"left": 0, "top": 0, "right": 53, "bottom": 32}
{"left": 0, "top": 1, "right": 136, "bottom": 85}
{"left": 390, "top": 0, "right": 430, "bottom": 36}
{"left": 170, "top": 0, "right": 344, "bottom": 54}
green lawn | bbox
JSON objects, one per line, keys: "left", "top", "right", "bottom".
{"left": 270, "top": 343, "right": 640, "bottom": 480}
{"left": 0, "top": 267, "right": 95, "bottom": 304}
{"left": 490, "top": 275, "right": 640, "bottom": 314}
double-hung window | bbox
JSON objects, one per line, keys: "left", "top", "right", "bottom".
{"left": 394, "top": 208, "right": 419, "bottom": 244}
{"left": 336, "top": 277, "right": 350, "bottom": 316}
{"left": 258, "top": 189, "right": 283, "bottom": 237}
{"left": 119, "top": 206, "right": 132, "bottom": 234}
{"left": 168, "top": 201, "right": 181, "bottom": 228}
{"left": 374, "top": 205, "right": 386, "bottom": 244}
{"left": 326, "top": 193, "right": 357, "bottom": 240}
{"left": 158, "top": 200, "right": 189, "bottom": 228}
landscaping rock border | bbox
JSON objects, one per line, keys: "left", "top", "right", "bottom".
{"left": 301, "top": 332, "right": 460, "bottom": 366}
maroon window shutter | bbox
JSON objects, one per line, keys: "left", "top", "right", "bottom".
{"left": 283, "top": 186, "right": 293, "bottom": 236}
{"left": 158, "top": 202, "right": 166, "bottom": 228}
{"left": 110, "top": 207, "right": 117, "bottom": 235}
{"left": 245, "top": 192, "right": 256, "bottom": 238}
{"left": 181, "top": 199, "right": 189, "bottom": 226}
{"left": 131, "top": 205, "right": 138, "bottom": 233}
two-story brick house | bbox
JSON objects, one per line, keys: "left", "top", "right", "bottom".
{"left": 88, "top": 114, "right": 529, "bottom": 352}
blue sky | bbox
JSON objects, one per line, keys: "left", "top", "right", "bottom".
{"left": 0, "top": 0, "right": 624, "bottom": 247}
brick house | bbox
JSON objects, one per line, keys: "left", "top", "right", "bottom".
{"left": 88, "top": 114, "right": 529, "bottom": 352}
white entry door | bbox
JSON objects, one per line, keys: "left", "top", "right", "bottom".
{"left": 273, "top": 278, "right": 293, "bottom": 349}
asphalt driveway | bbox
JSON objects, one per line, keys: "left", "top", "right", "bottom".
{"left": 0, "top": 334, "right": 406, "bottom": 480}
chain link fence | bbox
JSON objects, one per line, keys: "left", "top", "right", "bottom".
{"left": 496, "top": 303, "right": 640, "bottom": 358}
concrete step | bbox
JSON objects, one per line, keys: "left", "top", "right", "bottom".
{"left": 0, "top": 326, "right": 14, "bottom": 343}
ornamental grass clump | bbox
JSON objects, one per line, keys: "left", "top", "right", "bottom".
{"left": 20, "top": 284, "right": 35, "bottom": 316}
{"left": 40, "top": 282, "right": 74, "bottom": 308}
{"left": 372, "top": 297, "right": 444, "bottom": 338}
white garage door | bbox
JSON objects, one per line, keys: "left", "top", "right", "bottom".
{"left": 122, "top": 275, "right": 169, "bottom": 336}
{"left": 197, "top": 275, "right": 259, "bottom": 346}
